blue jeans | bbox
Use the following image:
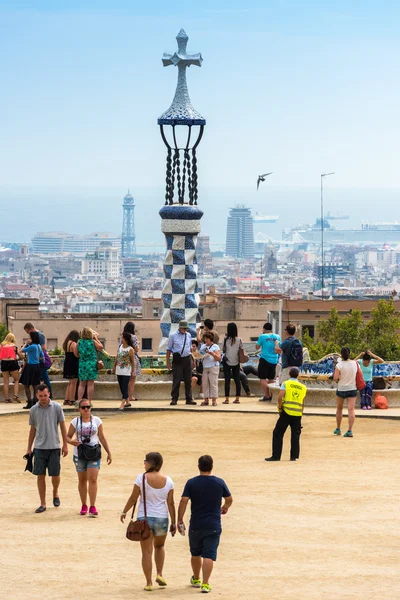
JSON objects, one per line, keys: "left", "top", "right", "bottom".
{"left": 40, "top": 366, "right": 53, "bottom": 398}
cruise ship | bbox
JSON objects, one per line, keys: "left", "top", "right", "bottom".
{"left": 282, "top": 220, "right": 400, "bottom": 244}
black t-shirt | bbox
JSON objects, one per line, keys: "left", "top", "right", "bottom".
{"left": 182, "top": 475, "right": 231, "bottom": 531}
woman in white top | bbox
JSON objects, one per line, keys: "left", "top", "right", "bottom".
{"left": 199, "top": 332, "right": 221, "bottom": 406}
{"left": 333, "top": 347, "right": 357, "bottom": 438}
{"left": 120, "top": 452, "right": 176, "bottom": 592}
{"left": 66, "top": 400, "right": 112, "bottom": 517}
{"left": 113, "top": 332, "right": 135, "bottom": 411}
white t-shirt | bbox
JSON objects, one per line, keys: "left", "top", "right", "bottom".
{"left": 337, "top": 359, "right": 357, "bottom": 391}
{"left": 134, "top": 473, "right": 174, "bottom": 519}
{"left": 71, "top": 416, "right": 102, "bottom": 457}
{"left": 200, "top": 343, "right": 220, "bottom": 368}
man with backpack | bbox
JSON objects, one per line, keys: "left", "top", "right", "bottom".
{"left": 276, "top": 324, "right": 303, "bottom": 383}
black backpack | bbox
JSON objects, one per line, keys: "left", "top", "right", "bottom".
{"left": 288, "top": 338, "right": 303, "bottom": 367}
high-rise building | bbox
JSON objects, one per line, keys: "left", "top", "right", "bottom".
{"left": 196, "top": 234, "right": 213, "bottom": 275}
{"left": 31, "top": 232, "right": 121, "bottom": 255}
{"left": 121, "top": 191, "right": 136, "bottom": 258}
{"left": 225, "top": 205, "right": 254, "bottom": 259}
{"left": 81, "top": 243, "right": 121, "bottom": 279}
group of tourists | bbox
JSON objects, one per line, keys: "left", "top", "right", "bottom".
{"left": 61, "top": 320, "right": 142, "bottom": 410}
{"left": 0, "top": 323, "right": 53, "bottom": 408}
{"left": 25, "top": 384, "right": 232, "bottom": 593}
{"left": 0, "top": 321, "right": 142, "bottom": 410}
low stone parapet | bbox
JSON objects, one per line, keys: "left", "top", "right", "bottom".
{"left": 2, "top": 379, "right": 400, "bottom": 407}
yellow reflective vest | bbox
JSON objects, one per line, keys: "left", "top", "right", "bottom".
{"left": 282, "top": 379, "right": 306, "bottom": 416}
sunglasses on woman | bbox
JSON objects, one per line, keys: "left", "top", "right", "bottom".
{"left": 80, "top": 405, "right": 91, "bottom": 409}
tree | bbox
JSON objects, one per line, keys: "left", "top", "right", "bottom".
{"left": 365, "top": 300, "right": 400, "bottom": 360}
{"left": 301, "top": 300, "right": 400, "bottom": 360}
{"left": 0, "top": 323, "right": 8, "bottom": 343}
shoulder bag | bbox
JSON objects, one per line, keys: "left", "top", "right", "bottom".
{"left": 126, "top": 473, "right": 151, "bottom": 541}
{"left": 221, "top": 337, "right": 228, "bottom": 364}
{"left": 238, "top": 338, "right": 249, "bottom": 364}
{"left": 172, "top": 333, "right": 187, "bottom": 365}
{"left": 355, "top": 361, "right": 366, "bottom": 391}
{"left": 77, "top": 417, "right": 102, "bottom": 461}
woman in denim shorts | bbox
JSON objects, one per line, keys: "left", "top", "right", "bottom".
{"left": 66, "top": 400, "right": 112, "bottom": 517}
{"left": 120, "top": 452, "right": 176, "bottom": 592}
{"left": 333, "top": 347, "right": 358, "bottom": 438}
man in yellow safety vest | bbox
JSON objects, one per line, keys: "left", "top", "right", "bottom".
{"left": 265, "top": 366, "right": 306, "bottom": 462}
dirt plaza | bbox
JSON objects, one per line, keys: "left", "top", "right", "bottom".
{"left": 1, "top": 409, "right": 400, "bottom": 600}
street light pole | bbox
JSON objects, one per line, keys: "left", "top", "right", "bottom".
{"left": 320, "top": 172, "right": 335, "bottom": 299}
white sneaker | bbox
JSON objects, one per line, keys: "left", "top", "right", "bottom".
{"left": 199, "top": 393, "right": 205, "bottom": 399}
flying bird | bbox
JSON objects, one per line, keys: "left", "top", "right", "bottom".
{"left": 257, "top": 172, "right": 273, "bottom": 190}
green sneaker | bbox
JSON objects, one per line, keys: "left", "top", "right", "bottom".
{"left": 343, "top": 430, "right": 353, "bottom": 438}
{"left": 201, "top": 584, "right": 212, "bottom": 593}
{"left": 333, "top": 428, "right": 341, "bottom": 435}
{"left": 190, "top": 577, "right": 201, "bottom": 588}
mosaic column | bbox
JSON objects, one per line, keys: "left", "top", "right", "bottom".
{"left": 157, "top": 30, "right": 206, "bottom": 352}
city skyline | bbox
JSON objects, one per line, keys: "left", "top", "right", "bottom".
{"left": 1, "top": 1, "right": 400, "bottom": 246}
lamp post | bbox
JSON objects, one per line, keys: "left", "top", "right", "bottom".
{"left": 320, "top": 172, "right": 335, "bottom": 299}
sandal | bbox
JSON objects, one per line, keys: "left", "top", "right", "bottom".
{"left": 200, "top": 401, "right": 209, "bottom": 406}
{"left": 63, "top": 400, "right": 70, "bottom": 406}
{"left": 222, "top": 399, "right": 229, "bottom": 404}
{"left": 13, "top": 395, "right": 21, "bottom": 403}
{"left": 233, "top": 399, "right": 240, "bottom": 404}
{"left": 4, "top": 399, "right": 12, "bottom": 403}
{"left": 212, "top": 401, "right": 217, "bottom": 406}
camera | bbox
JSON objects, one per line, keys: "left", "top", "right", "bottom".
{"left": 82, "top": 436, "right": 91, "bottom": 444}
{"left": 200, "top": 325, "right": 204, "bottom": 329}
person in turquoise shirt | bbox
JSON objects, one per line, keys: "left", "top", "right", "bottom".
{"left": 256, "top": 323, "right": 281, "bottom": 402}
{"left": 354, "top": 349, "right": 384, "bottom": 410}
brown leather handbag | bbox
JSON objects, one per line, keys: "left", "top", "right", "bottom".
{"left": 126, "top": 473, "right": 151, "bottom": 542}
{"left": 239, "top": 340, "right": 249, "bottom": 364}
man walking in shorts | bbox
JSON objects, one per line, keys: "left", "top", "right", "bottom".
{"left": 256, "top": 322, "right": 281, "bottom": 401}
{"left": 178, "top": 455, "right": 233, "bottom": 594}
{"left": 26, "top": 384, "right": 68, "bottom": 513}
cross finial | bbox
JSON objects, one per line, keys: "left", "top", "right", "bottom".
{"left": 158, "top": 29, "right": 205, "bottom": 126}
{"left": 162, "top": 29, "right": 203, "bottom": 69}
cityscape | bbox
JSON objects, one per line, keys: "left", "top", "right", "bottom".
{"left": 1, "top": 3, "right": 400, "bottom": 599}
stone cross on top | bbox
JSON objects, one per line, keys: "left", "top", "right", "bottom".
{"left": 158, "top": 29, "right": 206, "bottom": 126}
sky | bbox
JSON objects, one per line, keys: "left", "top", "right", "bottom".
{"left": 1, "top": 0, "right": 400, "bottom": 247}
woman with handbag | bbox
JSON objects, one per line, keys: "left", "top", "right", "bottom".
{"left": 222, "top": 322, "right": 243, "bottom": 404}
{"left": 120, "top": 452, "right": 176, "bottom": 592}
{"left": 0, "top": 333, "right": 21, "bottom": 403}
{"left": 19, "top": 331, "right": 44, "bottom": 409}
{"left": 333, "top": 347, "right": 358, "bottom": 438}
{"left": 74, "top": 327, "right": 103, "bottom": 405}
{"left": 66, "top": 399, "right": 112, "bottom": 517}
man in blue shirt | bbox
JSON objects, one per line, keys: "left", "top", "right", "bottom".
{"left": 256, "top": 322, "right": 281, "bottom": 402}
{"left": 178, "top": 455, "right": 233, "bottom": 594}
{"left": 166, "top": 320, "right": 196, "bottom": 405}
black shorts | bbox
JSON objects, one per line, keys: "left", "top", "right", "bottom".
{"left": 1, "top": 360, "right": 19, "bottom": 373}
{"left": 33, "top": 448, "right": 61, "bottom": 476}
{"left": 192, "top": 371, "right": 202, "bottom": 386}
{"left": 189, "top": 528, "right": 221, "bottom": 561}
{"left": 258, "top": 358, "right": 276, "bottom": 381}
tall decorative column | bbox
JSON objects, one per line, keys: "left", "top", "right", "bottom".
{"left": 158, "top": 29, "right": 206, "bottom": 352}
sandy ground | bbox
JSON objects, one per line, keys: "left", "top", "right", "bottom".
{"left": 1, "top": 411, "right": 400, "bottom": 600}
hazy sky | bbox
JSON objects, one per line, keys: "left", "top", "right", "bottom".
{"left": 1, "top": 1, "right": 399, "bottom": 246}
